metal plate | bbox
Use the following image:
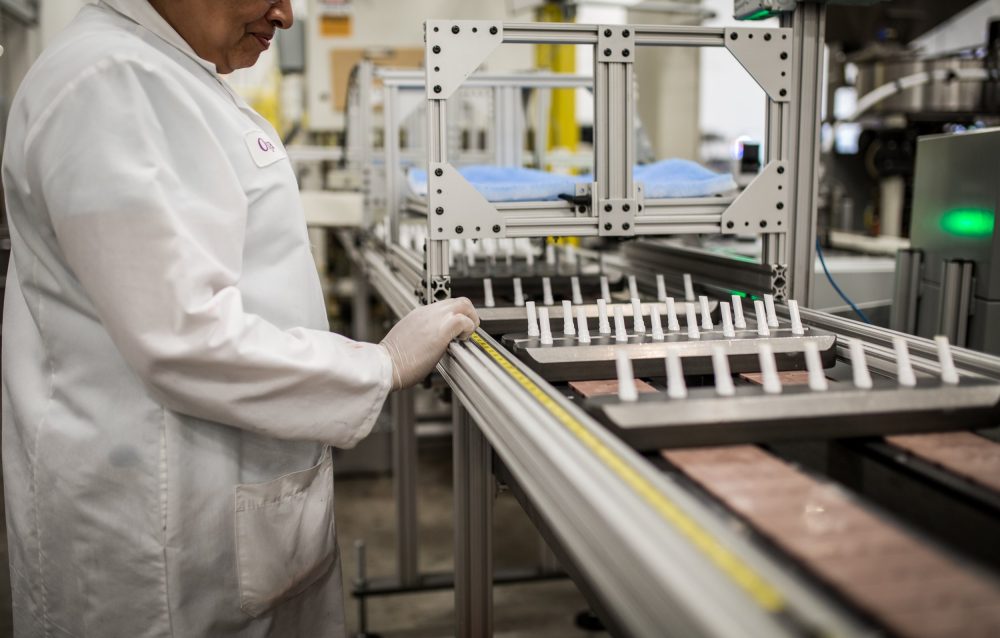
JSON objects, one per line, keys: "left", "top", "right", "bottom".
{"left": 588, "top": 378, "right": 1000, "bottom": 450}
{"left": 483, "top": 298, "right": 716, "bottom": 335}
{"left": 503, "top": 323, "right": 835, "bottom": 382}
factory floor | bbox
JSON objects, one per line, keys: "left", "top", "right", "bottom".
{"left": 336, "top": 436, "right": 607, "bottom": 637}
{"left": 0, "top": 440, "right": 603, "bottom": 638}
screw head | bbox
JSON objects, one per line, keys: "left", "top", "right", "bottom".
{"left": 622, "top": 49, "right": 630, "bottom": 57}
{"left": 780, "top": 52, "right": 788, "bottom": 60}
{"left": 622, "top": 204, "right": 630, "bottom": 212}
{"left": 452, "top": 25, "right": 460, "bottom": 34}
{"left": 435, "top": 206, "right": 444, "bottom": 215}
{"left": 764, "top": 33, "right": 771, "bottom": 41}
{"left": 490, "top": 26, "right": 498, "bottom": 35}
{"left": 434, "top": 85, "right": 442, "bottom": 93}
{"left": 760, "top": 220, "right": 768, "bottom": 228}
{"left": 622, "top": 29, "right": 630, "bottom": 37}
{"left": 604, "top": 223, "right": 613, "bottom": 231}
{"left": 780, "top": 89, "right": 787, "bottom": 97}
{"left": 777, "top": 202, "right": 784, "bottom": 210}
{"left": 604, "top": 28, "right": 612, "bottom": 37}
{"left": 455, "top": 225, "right": 464, "bottom": 234}
{"left": 622, "top": 223, "right": 630, "bottom": 230}
{"left": 434, "top": 168, "right": 443, "bottom": 177}
{"left": 492, "top": 225, "right": 501, "bottom": 233}
{"left": 777, "top": 166, "right": 785, "bottom": 174}
{"left": 604, "top": 48, "right": 612, "bottom": 57}
{"left": 730, "top": 32, "right": 738, "bottom": 40}
{"left": 432, "top": 45, "right": 441, "bottom": 54}
{"left": 726, "top": 221, "right": 735, "bottom": 229}
{"left": 604, "top": 204, "right": 613, "bottom": 212}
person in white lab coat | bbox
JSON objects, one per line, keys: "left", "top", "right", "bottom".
{"left": 1, "top": 0, "right": 478, "bottom": 636}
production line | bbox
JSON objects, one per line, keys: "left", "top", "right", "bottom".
{"left": 338, "top": 6, "right": 1000, "bottom": 636}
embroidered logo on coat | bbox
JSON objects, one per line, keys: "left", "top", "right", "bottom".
{"left": 244, "top": 130, "right": 287, "bottom": 167}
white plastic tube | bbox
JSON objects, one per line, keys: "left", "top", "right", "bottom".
{"left": 614, "top": 305, "right": 628, "bottom": 343}
{"left": 849, "top": 340, "right": 873, "bottom": 389}
{"left": 577, "top": 306, "right": 591, "bottom": 344}
{"left": 665, "top": 298, "right": 680, "bottom": 331}
{"left": 788, "top": 299, "right": 804, "bottom": 335}
{"left": 538, "top": 306, "right": 553, "bottom": 345}
{"left": 628, "top": 275, "right": 639, "bottom": 301}
{"left": 758, "top": 343, "right": 782, "bottom": 395}
{"left": 513, "top": 278, "right": 524, "bottom": 307}
{"left": 525, "top": 301, "right": 539, "bottom": 337}
{"left": 804, "top": 341, "right": 828, "bottom": 392}
{"left": 683, "top": 273, "right": 695, "bottom": 302}
{"left": 666, "top": 351, "right": 687, "bottom": 399}
{"left": 685, "top": 304, "right": 700, "bottom": 339}
{"left": 699, "top": 296, "right": 713, "bottom": 331}
{"left": 893, "top": 336, "right": 917, "bottom": 388}
{"left": 650, "top": 305, "right": 664, "bottom": 341}
{"left": 600, "top": 276, "right": 611, "bottom": 303}
{"left": 542, "top": 277, "right": 554, "bottom": 306}
{"left": 571, "top": 276, "right": 583, "bottom": 305}
{"left": 935, "top": 335, "right": 960, "bottom": 385}
{"left": 562, "top": 300, "right": 575, "bottom": 336}
{"left": 712, "top": 346, "right": 735, "bottom": 397}
{"left": 753, "top": 300, "right": 770, "bottom": 337}
{"left": 483, "top": 278, "right": 495, "bottom": 308}
{"left": 597, "top": 299, "right": 612, "bottom": 335}
{"left": 732, "top": 295, "right": 746, "bottom": 329}
{"left": 656, "top": 274, "right": 667, "bottom": 302}
{"left": 631, "top": 298, "right": 646, "bottom": 334}
{"left": 763, "top": 294, "right": 779, "bottom": 328}
{"left": 720, "top": 301, "right": 736, "bottom": 338}
{"left": 615, "top": 350, "right": 639, "bottom": 403}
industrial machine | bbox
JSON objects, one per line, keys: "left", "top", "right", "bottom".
{"left": 892, "top": 127, "right": 1000, "bottom": 356}
{"left": 339, "top": 2, "right": 1000, "bottom": 636}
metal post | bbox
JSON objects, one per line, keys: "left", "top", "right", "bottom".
{"left": 353, "top": 539, "right": 372, "bottom": 638}
{"left": 385, "top": 84, "right": 401, "bottom": 244}
{"left": 781, "top": 4, "right": 826, "bottom": 305}
{"left": 352, "top": 274, "right": 370, "bottom": 342}
{"left": 453, "top": 401, "right": 493, "bottom": 637}
{"left": 392, "top": 387, "right": 419, "bottom": 586}
{"left": 938, "top": 260, "right": 974, "bottom": 347}
{"left": 890, "top": 249, "right": 922, "bottom": 334}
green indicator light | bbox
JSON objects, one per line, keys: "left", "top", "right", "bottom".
{"left": 940, "top": 208, "right": 995, "bottom": 238}
{"left": 750, "top": 295, "right": 761, "bottom": 302}
{"left": 728, "top": 290, "right": 748, "bottom": 298}
{"left": 747, "top": 9, "right": 773, "bottom": 20}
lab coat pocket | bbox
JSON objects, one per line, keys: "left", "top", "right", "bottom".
{"left": 234, "top": 447, "right": 336, "bottom": 617}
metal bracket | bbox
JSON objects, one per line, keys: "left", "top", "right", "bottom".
{"left": 597, "top": 25, "right": 636, "bottom": 64}
{"left": 770, "top": 264, "right": 788, "bottom": 301}
{"left": 724, "top": 27, "right": 792, "bottom": 102}
{"left": 427, "top": 163, "right": 506, "bottom": 240}
{"left": 596, "top": 194, "right": 637, "bottom": 238}
{"left": 425, "top": 21, "right": 503, "bottom": 100}
{"left": 720, "top": 160, "right": 789, "bottom": 235}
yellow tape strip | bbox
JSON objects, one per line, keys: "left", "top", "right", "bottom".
{"left": 470, "top": 333, "right": 786, "bottom": 612}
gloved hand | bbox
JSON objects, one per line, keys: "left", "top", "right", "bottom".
{"left": 380, "top": 297, "right": 480, "bottom": 390}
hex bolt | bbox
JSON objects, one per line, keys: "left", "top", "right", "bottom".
{"left": 452, "top": 25, "right": 460, "bottom": 34}
{"left": 622, "top": 204, "right": 630, "bottom": 212}
{"left": 604, "top": 48, "right": 612, "bottom": 57}
{"left": 435, "top": 206, "right": 444, "bottom": 215}
{"left": 455, "top": 225, "right": 464, "bottom": 234}
{"left": 432, "top": 45, "right": 441, "bottom": 54}
{"left": 622, "top": 49, "right": 630, "bottom": 57}
{"left": 490, "top": 26, "right": 498, "bottom": 34}
{"left": 604, "top": 28, "right": 612, "bottom": 37}
{"left": 492, "top": 225, "right": 501, "bottom": 233}
{"left": 433, "top": 85, "right": 442, "bottom": 93}
{"left": 604, "top": 204, "right": 613, "bottom": 212}
{"left": 434, "top": 168, "right": 443, "bottom": 177}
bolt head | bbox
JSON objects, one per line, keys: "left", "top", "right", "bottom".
{"left": 780, "top": 52, "right": 788, "bottom": 60}
{"left": 432, "top": 45, "right": 441, "bottom": 54}
{"left": 622, "top": 223, "right": 630, "bottom": 230}
{"left": 622, "top": 29, "right": 630, "bottom": 37}
{"left": 777, "top": 202, "right": 784, "bottom": 210}
{"left": 490, "top": 26, "right": 498, "bottom": 35}
{"left": 435, "top": 206, "right": 444, "bottom": 215}
{"left": 730, "top": 32, "right": 738, "bottom": 40}
{"left": 622, "top": 204, "right": 630, "bottom": 212}
{"left": 434, "top": 168, "right": 443, "bottom": 177}
{"left": 604, "top": 223, "right": 612, "bottom": 231}
{"left": 604, "top": 28, "right": 612, "bottom": 37}
{"left": 622, "top": 49, "right": 630, "bottom": 57}
{"left": 604, "top": 48, "right": 612, "bottom": 57}
{"left": 456, "top": 225, "right": 464, "bottom": 234}
{"left": 726, "top": 221, "right": 734, "bottom": 229}
{"left": 492, "top": 225, "right": 501, "bottom": 233}
{"left": 433, "top": 85, "right": 442, "bottom": 93}
{"left": 452, "top": 25, "right": 460, "bottom": 34}
{"left": 604, "top": 204, "right": 612, "bottom": 212}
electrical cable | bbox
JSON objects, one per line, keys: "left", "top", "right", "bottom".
{"left": 815, "top": 238, "right": 871, "bottom": 324}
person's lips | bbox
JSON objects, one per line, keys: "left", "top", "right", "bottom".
{"left": 252, "top": 32, "right": 273, "bottom": 50}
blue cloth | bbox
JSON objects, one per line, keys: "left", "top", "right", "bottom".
{"left": 408, "top": 165, "right": 581, "bottom": 202}
{"left": 408, "top": 159, "right": 736, "bottom": 202}
{"left": 633, "top": 159, "right": 736, "bottom": 198}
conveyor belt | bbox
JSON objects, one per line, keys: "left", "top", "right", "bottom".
{"left": 886, "top": 432, "right": 1000, "bottom": 495}
{"left": 663, "top": 446, "right": 1000, "bottom": 638}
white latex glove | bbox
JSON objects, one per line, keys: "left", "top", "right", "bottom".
{"left": 380, "top": 297, "right": 480, "bottom": 390}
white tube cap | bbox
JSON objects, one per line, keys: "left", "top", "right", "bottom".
{"left": 615, "top": 350, "right": 639, "bottom": 403}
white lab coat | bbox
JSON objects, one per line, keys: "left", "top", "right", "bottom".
{"left": 1, "top": 0, "right": 393, "bottom": 635}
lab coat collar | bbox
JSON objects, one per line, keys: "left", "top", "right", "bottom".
{"left": 99, "top": 0, "right": 219, "bottom": 75}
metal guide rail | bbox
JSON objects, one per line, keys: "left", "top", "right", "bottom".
{"left": 421, "top": 19, "right": 799, "bottom": 303}
{"left": 360, "top": 240, "right": 869, "bottom": 637}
